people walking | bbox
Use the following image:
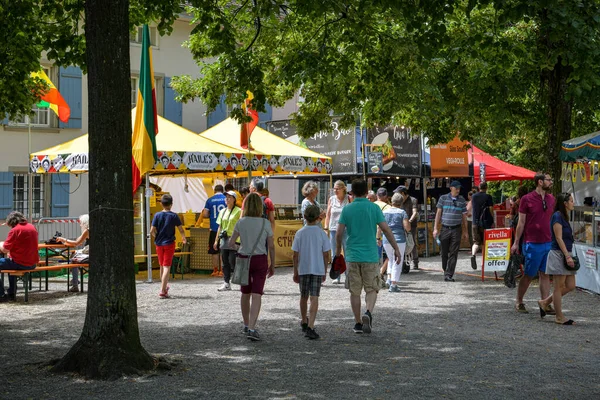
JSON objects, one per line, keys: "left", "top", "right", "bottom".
{"left": 324, "top": 180, "right": 350, "bottom": 284}
{"left": 470, "top": 182, "right": 494, "bottom": 270}
{"left": 229, "top": 193, "right": 276, "bottom": 341}
{"left": 213, "top": 191, "right": 242, "bottom": 291}
{"left": 394, "top": 185, "right": 420, "bottom": 270}
{"left": 197, "top": 184, "right": 226, "bottom": 276}
{"left": 377, "top": 193, "right": 409, "bottom": 293}
{"left": 433, "top": 181, "right": 468, "bottom": 282}
{"left": 537, "top": 193, "right": 578, "bottom": 325}
{"left": 151, "top": 194, "right": 187, "bottom": 298}
{"left": 336, "top": 179, "right": 401, "bottom": 334}
{"left": 292, "top": 205, "right": 331, "bottom": 339}
{"left": 511, "top": 172, "right": 555, "bottom": 313}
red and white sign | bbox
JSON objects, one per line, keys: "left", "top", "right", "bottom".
{"left": 483, "top": 228, "right": 512, "bottom": 272}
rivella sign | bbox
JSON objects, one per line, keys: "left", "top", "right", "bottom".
{"left": 265, "top": 119, "right": 356, "bottom": 175}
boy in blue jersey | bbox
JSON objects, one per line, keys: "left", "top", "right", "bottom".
{"left": 197, "top": 185, "right": 227, "bottom": 276}
{"left": 151, "top": 194, "right": 186, "bottom": 298}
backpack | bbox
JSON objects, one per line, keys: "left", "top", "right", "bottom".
{"left": 260, "top": 196, "right": 269, "bottom": 219}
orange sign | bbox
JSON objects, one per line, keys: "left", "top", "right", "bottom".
{"left": 430, "top": 136, "right": 470, "bottom": 177}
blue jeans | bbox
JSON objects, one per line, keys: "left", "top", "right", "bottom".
{"left": 0, "top": 258, "right": 36, "bottom": 296}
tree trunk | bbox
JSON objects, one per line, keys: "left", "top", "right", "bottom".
{"left": 52, "top": 0, "right": 154, "bottom": 379}
{"left": 543, "top": 57, "right": 573, "bottom": 197}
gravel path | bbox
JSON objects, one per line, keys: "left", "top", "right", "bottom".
{"left": 1, "top": 252, "right": 599, "bottom": 399}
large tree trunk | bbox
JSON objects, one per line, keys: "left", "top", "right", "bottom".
{"left": 543, "top": 57, "right": 573, "bottom": 196}
{"left": 52, "top": 0, "right": 154, "bottom": 379}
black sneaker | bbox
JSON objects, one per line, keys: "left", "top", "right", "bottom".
{"left": 242, "top": 326, "right": 249, "bottom": 334}
{"left": 470, "top": 255, "right": 478, "bottom": 270}
{"left": 362, "top": 311, "right": 372, "bottom": 334}
{"left": 301, "top": 320, "right": 308, "bottom": 333}
{"left": 306, "top": 328, "right": 320, "bottom": 340}
{"left": 0, "top": 295, "right": 9, "bottom": 303}
{"left": 444, "top": 276, "right": 455, "bottom": 282}
{"left": 353, "top": 323, "right": 363, "bottom": 333}
{"left": 247, "top": 329, "right": 261, "bottom": 341}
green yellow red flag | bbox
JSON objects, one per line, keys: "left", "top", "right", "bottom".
{"left": 31, "top": 70, "right": 70, "bottom": 123}
{"left": 132, "top": 24, "right": 158, "bottom": 192}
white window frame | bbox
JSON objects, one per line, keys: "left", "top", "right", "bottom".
{"left": 131, "top": 76, "right": 164, "bottom": 116}
{"left": 13, "top": 173, "right": 47, "bottom": 219}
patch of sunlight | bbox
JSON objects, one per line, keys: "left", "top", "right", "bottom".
{"left": 230, "top": 346, "right": 250, "bottom": 352}
{"left": 343, "top": 360, "right": 376, "bottom": 366}
{"left": 417, "top": 346, "right": 462, "bottom": 353}
{"left": 194, "top": 351, "right": 258, "bottom": 363}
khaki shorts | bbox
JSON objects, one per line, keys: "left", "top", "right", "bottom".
{"left": 347, "top": 262, "right": 380, "bottom": 296}
{"left": 472, "top": 225, "right": 485, "bottom": 246}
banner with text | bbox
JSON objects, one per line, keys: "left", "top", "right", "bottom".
{"left": 265, "top": 119, "right": 356, "bottom": 175}
{"left": 430, "top": 136, "right": 470, "bottom": 177}
{"left": 366, "top": 125, "right": 422, "bottom": 177}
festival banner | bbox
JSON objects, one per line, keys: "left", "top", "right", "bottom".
{"left": 482, "top": 228, "right": 512, "bottom": 272}
{"left": 273, "top": 221, "right": 302, "bottom": 266}
{"left": 430, "top": 136, "right": 470, "bottom": 177}
{"left": 266, "top": 118, "right": 354, "bottom": 174}
{"left": 366, "top": 125, "right": 421, "bottom": 177}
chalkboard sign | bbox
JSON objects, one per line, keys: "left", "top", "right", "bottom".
{"left": 265, "top": 119, "right": 357, "bottom": 175}
{"left": 366, "top": 125, "right": 421, "bottom": 177}
{"left": 368, "top": 151, "right": 383, "bottom": 174}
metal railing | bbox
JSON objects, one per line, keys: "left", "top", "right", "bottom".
{"left": 35, "top": 217, "right": 80, "bottom": 242}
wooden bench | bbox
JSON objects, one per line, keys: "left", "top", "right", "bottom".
{"left": 0, "top": 264, "right": 89, "bottom": 303}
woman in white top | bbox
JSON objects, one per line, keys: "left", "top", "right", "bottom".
{"left": 230, "top": 193, "right": 275, "bottom": 341}
{"left": 300, "top": 181, "right": 325, "bottom": 225}
{"left": 57, "top": 214, "right": 89, "bottom": 293}
{"left": 323, "top": 180, "right": 350, "bottom": 283}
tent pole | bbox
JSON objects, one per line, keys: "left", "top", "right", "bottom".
{"left": 28, "top": 121, "right": 33, "bottom": 222}
{"left": 145, "top": 173, "right": 153, "bottom": 283}
{"left": 421, "top": 133, "right": 429, "bottom": 258}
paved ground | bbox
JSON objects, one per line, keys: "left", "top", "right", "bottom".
{"left": 1, "top": 252, "right": 599, "bottom": 399}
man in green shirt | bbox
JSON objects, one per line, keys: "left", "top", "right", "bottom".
{"left": 336, "top": 179, "right": 400, "bottom": 334}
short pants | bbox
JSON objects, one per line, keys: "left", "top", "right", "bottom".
{"left": 208, "top": 230, "right": 220, "bottom": 254}
{"left": 347, "top": 262, "right": 380, "bottom": 296}
{"left": 240, "top": 254, "right": 269, "bottom": 295}
{"left": 299, "top": 274, "right": 323, "bottom": 297}
{"left": 522, "top": 242, "right": 551, "bottom": 277}
{"left": 156, "top": 242, "right": 175, "bottom": 266}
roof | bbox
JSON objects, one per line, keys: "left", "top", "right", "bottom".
{"left": 560, "top": 131, "right": 600, "bottom": 162}
{"left": 469, "top": 145, "right": 536, "bottom": 185}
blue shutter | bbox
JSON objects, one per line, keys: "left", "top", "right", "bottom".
{"left": 207, "top": 95, "right": 227, "bottom": 128}
{"left": 51, "top": 174, "right": 69, "bottom": 217}
{"left": 0, "top": 172, "right": 14, "bottom": 219}
{"left": 58, "top": 66, "right": 82, "bottom": 129}
{"left": 257, "top": 103, "right": 272, "bottom": 129}
{"left": 164, "top": 77, "right": 183, "bottom": 125}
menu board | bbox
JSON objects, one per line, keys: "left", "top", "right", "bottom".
{"left": 366, "top": 125, "right": 422, "bottom": 177}
{"left": 265, "top": 119, "right": 357, "bottom": 175}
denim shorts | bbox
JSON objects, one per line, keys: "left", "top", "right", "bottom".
{"left": 522, "top": 242, "right": 551, "bottom": 277}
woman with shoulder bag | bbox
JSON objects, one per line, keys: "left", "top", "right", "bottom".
{"left": 323, "top": 180, "right": 349, "bottom": 284}
{"left": 538, "top": 193, "right": 578, "bottom": 325}
{"left": 229, "top": 193, "right": 275, "bottom": 341}
{"left": 377, "top": 193, "right": 410, "bottom": 293}
{"left": 214, "top": 191, "right": 242, "bottom": 291}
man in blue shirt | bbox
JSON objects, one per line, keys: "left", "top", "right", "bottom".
{"left": 433, "top": 181, "right": 468, "bottom": 282}
{"left": 336, "top": 179, "right": 400, "bottom": 335}
{"left": 199, "top": 185, "right": 227, "bottom": 276}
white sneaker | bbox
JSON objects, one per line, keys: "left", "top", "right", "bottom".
{"left": 217, "top": 283, "right": 231, "bottom": 291}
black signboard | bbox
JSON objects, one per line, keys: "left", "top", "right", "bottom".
{"left": 265, "top": 119, "right": 357, "bottom": 175}
{"left": 366, "top": 125, "right": 421, "bottom": 177}
{"left": 368, "top": 151, "right": 383, "bottom": 174}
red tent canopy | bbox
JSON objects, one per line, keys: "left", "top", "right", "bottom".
{"left": 469, "top": 145, "right": 535, "bottom": 186}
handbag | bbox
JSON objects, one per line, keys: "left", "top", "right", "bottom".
{"left": 564, "top": 254, "right": 580, "bottom": 271}
{"left": 231, "top": 219, "right": 266, "bottom": 286}
{"left": 405, "top": 230, "right": 415, "bottom": 255}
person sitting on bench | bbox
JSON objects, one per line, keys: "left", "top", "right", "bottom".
{"left": 58, "top": 214, "right": 89, "bottom": 293}
{"left": 0, "top": 211, "right": 39, "bottom": 302}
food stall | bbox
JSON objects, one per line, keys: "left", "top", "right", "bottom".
{"left": 560, "top": 131, "right": 600, "bottom": 293}
{"left": 199, "top": 117, "right": 333, "bottom": 266}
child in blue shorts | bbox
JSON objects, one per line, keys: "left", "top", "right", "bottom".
{"left": 292, "top": 204, "right": 331, "bottom": 339}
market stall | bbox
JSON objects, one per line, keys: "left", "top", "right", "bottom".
{"left": 560, "top": 131, "right": 600, "bottom": 293}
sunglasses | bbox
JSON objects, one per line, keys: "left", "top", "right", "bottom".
{"left": 542, "top": 199, "right": 547, "bottom": 211}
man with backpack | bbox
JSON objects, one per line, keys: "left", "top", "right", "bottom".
{"left": 249, "top": 178, "right": 275, "bottom": 232}
{"left": 470, "top": 182, "right": 494, "bottom": 270}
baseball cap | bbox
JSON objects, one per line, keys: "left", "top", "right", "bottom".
{"left": 450, "top": 180, "right": 462, "bottom": 188}
{"left": 329, "top": 254, "right": 347, "bottom": 280}
{"left": 225, "top": 190, "right": 237, "bottom": 199}
{"left": 376, "top": 187, "right": 388, "bottom": 197}
{"left": 393, "top": 185, "right": 408, "bottom": 194}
